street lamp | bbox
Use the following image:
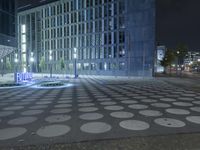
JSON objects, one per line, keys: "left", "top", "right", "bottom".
{"left": 73, "top": 48, "right": 78, "bottom": 78}
{"left": 1, "top": 59, "right": 3, "bottom": 77}
{"left": 30, "top": 52, "right": 34, "bottom": 73}
{"left": 14, "top": 53, "right": 18, "bottom": 73}
{"left": 49, "top": 50, "right": 53, "bottom": 78}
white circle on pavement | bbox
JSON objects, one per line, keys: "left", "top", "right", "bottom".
{"left": 0, "top": 127, "right": 27, "bottom": 140}
{"left": 29, "top": 105, "right": 48, "bottom": 109}
{"left": 154, "top": 118, "right": 186, "bottom": 128}
{"left": 151, "top": 103, "right": 171, "bottom": 108}
{"left": 36, "top": 101, "right": 52, "bottom": 105}
{"left": 141, "top": 99, "right": 157, "bottom": 103}
{"left": 97, "top": 98, "right": 111, "bottom": 102}
{"left": 79, "top": 113, "right": 104, "bottom": 120}
{"left": 166, "top": 108, "right": 190, "bottom": 115}
{"left": 78, "top": 103, "right": 95, "bottom": 107}
{"left": 80, "top": 122, "right": 111, "bottom": 134}
{"left": 128, "top": 104, "right": 148, "bottom": 110}
{"left": 0, "top": 111, "right": 14, "bottom": 117}
{"left": 173, "top": 102, "right": 193, "bottom": 107}
{"left": 110, "top": 111, "right": 134, "bottom": 119}
{"left": 192, "top": 101, "right": 200, "bottom": 105}
{"left": 121, "top": 100, "right": 138, "bottom": 104}
{"left": 57, "top": 100, "right": 72, "bottom": 104}
{"left": 54, "top": 104, "right": 72, "bottom": 108}
{"left": 78, "top": 99, "right": 93, "bottom": 103}
{"left": 139, "top": 110, "right": 163, "bottom": 117}
{"left": 134, "top": 96, "right": 147, "bottom": 99}
{"left": 37, "top": 124, "right": 70, "bottom": 137}
{"left": 190, "top": 107, "right": 200, "bottom": 112}
{"left": 78, "top": 107, "right": 98, "bottom": 112}
{"left": 160, "top": 98, "right": 176, "bottom": 102}
{"left": 50, "top": 109, "right": 72, "bottom": 114}
{"left": 150, "top": 95, "right": 164, "bottom": 98}
{"left": 3, "top": 106, "right": 24, "bottom": 111}
{"left": 8, "top": 117, "right": 37, "bottom": 125}
{"left": 120, "top": 120, "right": 150, "bottom": 131}
{"left": 100, "top": 101, "right": 117, "bottom": 106}
{"left": 45, "top": 115, "right": 71, "bottom": 123}
{"left": 104, "top": 105, "right": 124, "bottom": 111}
{"left": 181, "top": 94, "right": 196, "bottom": 97}
{"left": 186, "top": 116, "right": 200, "bottom": 124}
{"left": 21, "top": 110, "right": 44, "bottom": 115}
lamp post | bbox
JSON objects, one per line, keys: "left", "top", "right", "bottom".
{"left": 1, "top": 59, "right": 3, "bottom": 77}
{"left": 14, "top": 53, "right": 18, "bottom": 76}
{"left": 176, "top": 51, "right": 180, "bottom": 76}
{"left": 49, "top": 50, "right": 53, "bottom": 78}
{"left": 30, "top": 52, "right": 34, "bottom": 73}
{"left": 73, "top": 48, "right": 78, "bottom": 78}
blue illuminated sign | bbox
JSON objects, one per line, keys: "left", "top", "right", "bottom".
{"left": 15, "top": 72, "right": 32, "bottom": 83}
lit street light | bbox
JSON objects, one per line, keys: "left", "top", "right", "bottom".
{"left": 74, "top": 48, "right": 78, "bottom": 78}
{"left": 1, "top": 59, "right": 4, "bottom": 77}
{"left": 30, "top": 52, "right": 34, "bottom": 73}
{"left": 49, "top": 50, "right": 53, "bottom": 78}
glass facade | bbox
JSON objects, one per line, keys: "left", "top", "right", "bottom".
{"left": 18, "top": 0, "right": 155, "bottom": 76}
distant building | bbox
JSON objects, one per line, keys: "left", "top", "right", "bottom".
{"left": 156, "top": 46, "right": 166, "bottom": 73}
{"left": 0, "top": 0, "right": 17, "bottom": 73}
{"left": 17, "top": 0, "right": 155, "bottom": 77}
{"left": 184, "top": 51, "right": 200, "bottom": 71}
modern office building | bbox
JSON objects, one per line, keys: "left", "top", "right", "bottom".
{"left": 17, "top": 0, "right": 155, "bottom": 76}
{"left": 0, "top": 0, "right": 16, "bottom": 73}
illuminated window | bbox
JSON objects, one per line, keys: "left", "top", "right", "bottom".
{"left": 21, "top": 35, "right": 26, "bottom": 43}
{"left": 22, "top": 44, "right": 26, "bottom": 53}
{"left": 21, "top": 24, "right": 26, "bottom": 34}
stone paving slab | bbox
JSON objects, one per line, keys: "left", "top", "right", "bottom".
{"left": 0, "top": 77, "right": 200, "bottom": 148}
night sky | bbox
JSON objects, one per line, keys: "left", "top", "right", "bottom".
{"left": 17, "top": 0, "right": 200, "bottom": 51}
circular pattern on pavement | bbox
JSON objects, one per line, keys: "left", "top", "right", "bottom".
{"left": 151, "top": 103, "right": 171, "bottom": 108}
{"left": 37, "top": 124, "right": 70, "bottom": 137}
{"left": 121, "top": 100, "right": 138, "bottom": 104}
{"left": 79, "top": 113, "right": 104, "bottom": 120}
{"left": 160, "top": 98, "right": 176, "bottom": 102}
{"left": 50, "top": 109, "right": 72, "bottom": 114}
{"left": 100, "top": 101, "right": 117, "bottom": 106}
{"left": 8, "top": 117, "right": 37, "bottom": 125}
{"left": 173, "top": 102, "right": 193, "bottom": 107}
{"left": 120, "top": 120, "right": 150, "bottom": 131}
{"left": 190, "top": 107, "right": 200, "bottom": 112}
{"left": 110, "top": 111, "right": 134, "bottom": 119}
{"left": 104, "top": 105, "right": 124, "bottom": 111}
{"left": 128, "top": 104, "right": 148, "bottom": 110}
{"left": 3, "top": 106, "right": 24, "bottom": 111}
{"left": 154, "top": 118, "right": 186, "bottom": 128}
{"left": 139, "top": 110, "right": 163, "bottom": 117}
{"left": 186, "top": 116, "right": 200, "bottom": 124}
{"left": 45, "top": 115, "right": 71, "bottom": 123}
{"left": 54, "top": 104, "right": 72, "bottom": 108}
{"left": 80, "top": 122, "right": 111, "bottom": 134}
{"left": 0, "top": 127, "right": 27, "bottom": 140}
{"left": 78, "top": 107, "right": 98, "bottom": 112}
{"left": 166, "top": 108, "right": 190, "bottom": 115}
{"left": 21, "top": 110, "right": 44, "bottom": 116}
{"left": 0, "top": 111, "right": 14, "bottom": 117}
{"left": 141, "top": 99, "right": 157, "bottom": 103}
{"left": 78, "top": 103, "right": 95, "bottom": 107}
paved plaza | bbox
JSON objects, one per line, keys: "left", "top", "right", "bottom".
{"left": 0, "top": 76, "right": 200, "bottom": 149}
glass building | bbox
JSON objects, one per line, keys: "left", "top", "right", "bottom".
{"left": 17, "top": 0, "right": 155, "bottom": 76}
{"left": 0, "top": 0, "right": 16, "bottom": 72}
